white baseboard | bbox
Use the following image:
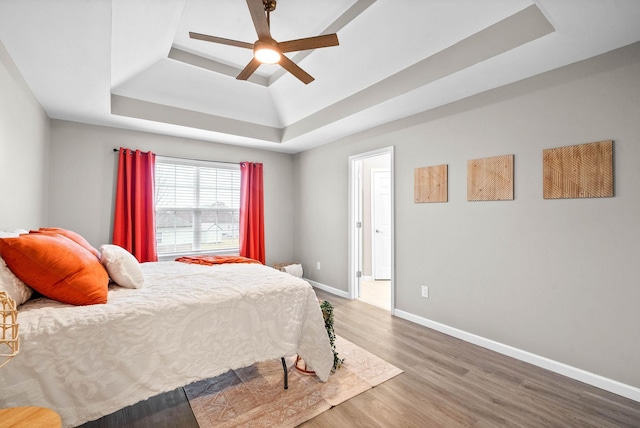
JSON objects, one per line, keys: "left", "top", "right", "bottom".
{"left": 394, "top": 309, "right": 640, "bottom": 403}
{"left": 307, "top": 281, "right": 640, "bottom": 402}
{"left": 305, "top": 278, "right": 350, "bottom": 299}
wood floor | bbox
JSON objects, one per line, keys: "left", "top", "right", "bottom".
{"left": 359, "top": 279, "right": 391, "bottom": 311}
{"left": 81, "top": 289, "right": 640, "bottom": 427}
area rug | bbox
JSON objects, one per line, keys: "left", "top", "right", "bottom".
{"left": 184, "top": 336, "right": 403, "bottom": 428}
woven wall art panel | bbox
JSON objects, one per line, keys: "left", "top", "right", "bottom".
{"left": 543, "top": 140, "right": 613, "bottom": 199}
{"left": 467, "top": 154, "right": 514, "bottom": 201}
{"left": 414, "top": 164, "right": 447, "bottom": 203}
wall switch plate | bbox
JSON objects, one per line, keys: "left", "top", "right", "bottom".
{"left": 421, "top": 286, "right": 429, "bottom": 298}
{"left": 317, "top": 262, "right": 321, "bottom": 270}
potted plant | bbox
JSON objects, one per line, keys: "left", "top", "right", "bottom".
{"left": 295, "top": 300, "right": 344, "bottom": 374}
{"left": 320, "top": 300, "right": 344, "bottom": 371}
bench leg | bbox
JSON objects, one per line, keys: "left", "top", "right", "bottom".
{"left": 281, "top": 357, "right": 288, "bottom": 389}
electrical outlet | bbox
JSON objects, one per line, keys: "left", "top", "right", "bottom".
{"left": 421, "top": 286, "right": 429, "bottom": 298}
{"left": 316, "top": 262, "right": 321, "bottom": 270}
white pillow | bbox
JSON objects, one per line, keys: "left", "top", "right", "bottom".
{"left": 0, "top": 229, "right": 28, "bottom": 238}
{"left": 99, "top": 244, "right": 144, "bottom": 289}
{"left": 0, "top": 255, "right": 33, "bottom": 306}
{"left": 0, "top": 230, "right": 33, "bottom": 305}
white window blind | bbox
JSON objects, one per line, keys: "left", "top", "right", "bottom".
{"left": 155, "top": 157, "right": 240, "bottom": 256}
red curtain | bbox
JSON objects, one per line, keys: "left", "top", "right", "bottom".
{"left": 239, "top": 162, "right": 265, "bottom": 264}
{"left": 113, "top": 148, "right": 157, "bottom": 262}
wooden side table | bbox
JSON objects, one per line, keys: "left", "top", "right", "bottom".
{"left": 0, "top": 406, "right": 61, "bottom": 428}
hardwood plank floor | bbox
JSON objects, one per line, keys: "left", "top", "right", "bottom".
{"left": 81, "top": 289, "right": 640, "bottom": 427}
{"left": 79, "top": 387, "right": 198, "bottom": 428}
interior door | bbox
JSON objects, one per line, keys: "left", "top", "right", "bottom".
{"left": 372, "top": 169, "right": 391, "bottom": 280}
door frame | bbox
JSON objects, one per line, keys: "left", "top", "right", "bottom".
{"left": 348, "top": 146, "right": 395, "bottom": 314}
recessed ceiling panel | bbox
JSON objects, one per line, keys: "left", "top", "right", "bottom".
{"left": 112, "top": 58, "right": 283, "bottom": 127}
{"left": 270, "top": 0, "right": 534, "bottom": 126}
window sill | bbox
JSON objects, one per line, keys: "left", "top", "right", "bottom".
{"left": 157, "top": 249, "right": 240, "bottom": 262}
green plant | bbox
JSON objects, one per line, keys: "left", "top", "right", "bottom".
{"left": 320, "top": 300, "right": 344, "bottom": 371}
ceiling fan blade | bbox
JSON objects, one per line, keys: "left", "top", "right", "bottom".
{"left": 246, "top": 0, "right": 271, "bottom": 40}
{"left": 237, "top": 57, "right": 262, "bottom": 81}
{"left": 279, "top": 33, "right": 339, "bottom": 53}
{"left": 189, "top": 32, "right": 254, "bottom": 49}
{"left": 278, "top": 55, "right": 314, "bottom": 84}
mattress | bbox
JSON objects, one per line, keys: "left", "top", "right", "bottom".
{"left": 0, "top": 261, "right": 333, "bottom": 427}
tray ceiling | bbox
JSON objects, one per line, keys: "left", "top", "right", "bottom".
{"left": 1, "top": 0, "right": 639, "bottom": 153}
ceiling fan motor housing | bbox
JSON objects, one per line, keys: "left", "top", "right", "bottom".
{"left": 254, "top": 39, "right": 281, "bottom": 63}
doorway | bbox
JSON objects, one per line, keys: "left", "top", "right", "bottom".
{"left": 348, "top": 147, "right": 394, "bottom": 312}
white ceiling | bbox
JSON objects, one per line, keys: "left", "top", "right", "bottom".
{"left": 1, "top": 0, "right": 639, "bottom": 154}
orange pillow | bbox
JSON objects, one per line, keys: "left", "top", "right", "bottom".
{"left": 0, "top": 234, "right": 108, "bottom": 306}
{"left": 32, "top": 227, "right": 100, "bottom": 259}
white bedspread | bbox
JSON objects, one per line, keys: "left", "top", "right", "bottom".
{"left": 0, "top": 262, "right": 333, "bottom": 427}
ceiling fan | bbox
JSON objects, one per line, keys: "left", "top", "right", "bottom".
{"left": 189, "top": 0, "right": 339, "bottom": 84}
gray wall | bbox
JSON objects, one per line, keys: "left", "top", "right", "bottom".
{"left": 48, "top": 121, "right": 296, "bottom": 266}
{"left": 0, "top": 40, "right": 49, "bottom": 230}
{"left": 294, "top": 42, "right": 640, "bottom": 388}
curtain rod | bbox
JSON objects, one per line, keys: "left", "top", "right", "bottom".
{"left": 112, "top": 148, "right": 239, "bottom": 165}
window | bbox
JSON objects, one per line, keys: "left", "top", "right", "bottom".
{"left": 155, "top": 157, "right": 240, "bottom": 256}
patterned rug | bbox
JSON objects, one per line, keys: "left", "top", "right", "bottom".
{"left": 184, "top": 336, "right": 403, "bottom": 428}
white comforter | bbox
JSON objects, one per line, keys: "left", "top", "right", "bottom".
{"left": 0, "top": 262, "right": 333, "bottom": 427}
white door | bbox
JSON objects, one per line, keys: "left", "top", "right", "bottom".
{"left": 372, "top": 170, "right": 391, "bottom": 280}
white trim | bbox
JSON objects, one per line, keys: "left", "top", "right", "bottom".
{"left": 155, "top": 155, "right": 239, "bottom": 170}
{"left": 306, "top": 279, "right": 350, "bottom": 299}
{"left": 394, "top": 309, "right": 640, "bottom": 403}
{"left": 348, "top": 146, "right": 395, "bottom": 314}
{"left": 347, "top": 155, "right": 361, "bottom": 300}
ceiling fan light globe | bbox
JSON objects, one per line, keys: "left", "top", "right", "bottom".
{"left": 254, "top": 47, "right": 281, "bottom": 64}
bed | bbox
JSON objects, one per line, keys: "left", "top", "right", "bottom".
{"left": 0, "top": 231, "right": 333, "bottom": 427}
